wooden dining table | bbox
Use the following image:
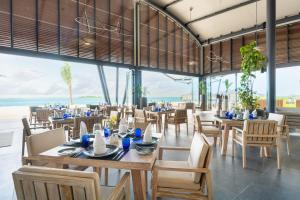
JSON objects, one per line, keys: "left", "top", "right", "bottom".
{"left": 23, "top": 133, "right": 163, "bottom": 200}
{"left": 146, "top": 109, "right": 175, "bottom": 132}
{"left": 48, "top": 117, "right": 75, "bottom": 129}
{"left": 214, "top": 116, "right": 244, "bottom": 156}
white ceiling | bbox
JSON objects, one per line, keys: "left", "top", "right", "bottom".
{"left": 148, "top": 0, "right": 300, "bottom": 41}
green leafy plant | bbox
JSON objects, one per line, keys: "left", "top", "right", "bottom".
{"left": 238, "top": 41, "right": 267, "bottom": 111}
{"left": 224, "top": 79, "right": 233, "bottom": 95}
{"left": 61, "top": 63, "right": 73, "bottom": 105}
{"left": 135, "top": 84, "right": 148, "bottom": 97}
{"left": 199, "top": 80, "right": 206, "bottom": 95}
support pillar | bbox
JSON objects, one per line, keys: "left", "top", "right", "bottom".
{"left": 266, "top": 0, "right": 276, "bottom": 112}
{"left": 97, "top": 65, "right": 111, "bottom": 105}
{"left": 132, "top": 69, "right": 142, "bottom": 106}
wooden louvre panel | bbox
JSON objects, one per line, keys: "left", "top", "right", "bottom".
{"left": 289, "top": 23, "right": 300, "bottom": 63}
{"left": 182, "top": 31, "right": 189, "bottom": 73}
{"left": 175, "top": 25, "right": 182, "bottom": 72}
{"left": 123, "top": 0, "right": 134, "bottom": 65}
{"left": 203, "top": 45, "right": 211, "bottom": 74}
{"left": 110, "top": 0, "right": 122, "bottom": 63}
{"left": 232, "top": 37, "right": 242, "bottom": 70}
{"left": 149, "top": 7, "right": 158, "bottom": 68}
{"left": 13, "top": 0, "right": 36, "bottom": 50}
{"left": 211, "top": 42, "right": 220, "bottom": 73}
{"left": 60, "top": 0, "right": 77, "bottom": 57}
{"left": 189, "top": 38, "right": 196, "bottom": 74}
{"left": 276, "top": 26, "right": 288, "bottom": 65}
{"left": 95, "top": 0, "right": 109, "bottom": 61}
{"left": 167, "top": 19, "right": 175, "bottom": 70}
{"left": 257, "top": 31, "right": 266, "bottom": 56}
{"left": 140, "top": 3, "right": 149, "bottom": 67}
{"left": 158, "top": 12, "right": 166, "bottom": 69}
{"left": 243, "top": 33, "right": 255, "bottom": 45}
{"left": 221, "top": 40, "right": 231, "bottom": 72}
{"left": 38, "top": 0, "right": 58, "bottom": 54}
{"left": 78, "top": 0, "right": 94, "bottom": 59}
{"left": 195, "top": 44, "right": 201, "bottom": 75}
{"left": 0, "top": 0, "right": 11, "bottom": 47}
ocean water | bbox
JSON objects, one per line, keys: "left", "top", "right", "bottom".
{"left": 0, "top": 97, "right": 183, "bottom": 107}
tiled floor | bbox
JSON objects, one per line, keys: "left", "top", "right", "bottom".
{"left": 1, "top": 115, "right": 300, "bottom": 200}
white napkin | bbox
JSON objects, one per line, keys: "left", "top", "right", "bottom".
{"left": 119, "top": 118, "right": 128, "bottom": 133}
{"left": 93, "top": 133, "right": 106, "bottom": 154}
{"left": 94, "top": 107, "right": 98, "bottom": 116}
{"left": 80, "top": 121, "right": 88, "bottom": 138}
{"left": 143, "top": 124, "right": 152, "bottom": 143}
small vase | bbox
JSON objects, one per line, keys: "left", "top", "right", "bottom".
{"left": 93, "top": 131, "right": 106, "bottom": 154}
{"left": 109, "top": 134, "right": 119, "bottom": 146}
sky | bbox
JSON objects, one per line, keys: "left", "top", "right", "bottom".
{"left": 0, "top": 53, "right": 299, "bottom": 99}
{"left": 0, "top": 53, "right": 196, "bottom": 99}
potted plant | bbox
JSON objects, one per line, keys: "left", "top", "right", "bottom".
{"left": 199, "top": 80, "right": 206, "bottom": 110}
{"left": 238, "top": 41, "right": 267, "bottom": 118}
{"left": 223, "top": 79, "right": 233, "bottom": 111}
{"left": 135, "top": 84, "right": 148, "bottom": 109}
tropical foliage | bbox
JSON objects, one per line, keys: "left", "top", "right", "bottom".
{"left": 238, "top": 41, "right": 267, "bottom": 110}
{"left": 61, "top": 63, "right": 73, "bottom": 105}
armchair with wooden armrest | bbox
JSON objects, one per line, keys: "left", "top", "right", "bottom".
{"left": 268, "top": 113, "right": 291, "bottom": 155}
{"left": 232, "top": 120, "right": 281, "bottom": 169}
{"left": 152, "top": 133, "right": 213, "bottom": 200}
{"left": 194, "top": 114, "right": 222, "bottom": 146}
{"left": 13, "top": 166, "right": 131, "bottom": 200}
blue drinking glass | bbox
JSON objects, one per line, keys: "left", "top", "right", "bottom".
{"left": 81, "top": 134, "right": 90, "bottom": 148}
{"left": 249, "top": 113, "right": 254, "bottom": 120}
{"left": 86, "top": 111, "right": 91, "bottom": 117}
{"left": 229, "top": 113, "right": 233, "bottom": 120}
{"left": 135, "top": 128, "right": 142, "bottom": 138}
{"left": 104, "top": 127, "right": 110, "bottom": 137}
{"left": 63, "top": 113, "right": 68, "bottom": 119}
{"left": 122, "top": 137, "right": 130, "bottom": 151}
{"left": 225, "top": 111, "right": 229, "bottom": 119}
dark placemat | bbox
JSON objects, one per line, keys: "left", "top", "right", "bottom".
{"left": 74, "top": 148, "right": 128, "bottom": 161}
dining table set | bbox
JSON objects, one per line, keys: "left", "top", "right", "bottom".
{"left": 23, "top": 124, "right": 163, "bottom": 200}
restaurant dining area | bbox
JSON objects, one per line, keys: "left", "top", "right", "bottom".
{"left": 1, "top": 0, "right": 300, "bottom": 200}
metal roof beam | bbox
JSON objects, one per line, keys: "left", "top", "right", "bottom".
{"left": 185, "top": 0, "right": 260, "bottom": 26}
{"left": 163, "top": 0, "right": 183, "bottom": 10}
{"left": 201, "top": 13, "right": 300, "bottom": 45}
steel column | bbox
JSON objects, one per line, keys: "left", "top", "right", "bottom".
{"left": 133, "top": 69, "right": 142, "bottom": 106}
{"left": 116, "top": 67, "right": 119, "bottom": 104}
{"left": 266, "top": 0, "right": 276, "bottom": 112}
{"left": 97, "top": 65, "right": 111, "bottom": 105}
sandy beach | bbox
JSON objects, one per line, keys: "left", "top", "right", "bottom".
{"left": 0, "top": 106, "right": 29, "bottom": 121}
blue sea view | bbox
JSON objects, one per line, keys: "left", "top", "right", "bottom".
{"left": 0, "top": 97, "right": 183, "bottom": 107}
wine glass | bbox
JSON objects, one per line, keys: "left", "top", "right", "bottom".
{"left": 93, "top": 123, "right": 102, "bottom": 134}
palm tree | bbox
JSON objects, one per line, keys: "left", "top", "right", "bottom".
{"left": 61, "top": 63, "right": 73, "bottom": 105}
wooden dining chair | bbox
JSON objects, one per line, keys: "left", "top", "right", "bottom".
{"left": 164, "top": 109, "right": 188, "bottom": 136}
{"left": 152, "top": 133, "right": 213, "bottom": 200}
{"left": 232, "top": 120, "right": 281, "bottom": 169}
{"left": 13, "top": 166, "right": 130, "bottom": 200}
{"left": 36, "top": 109, "right": 52, "bottom": 128}
{"left": 268, "top": 113, "right": 291, "bottom": 155}
{"left": 194, "top": 114, "right": 222, "bottom": 146}
{"left": 29, "top": 106, "right": 41, "bottom": 125}
{"left": 72, "top": 116, "right": 104, "bottom": 138}
{"left": 134, "top": 109, "right": 147, "bottom": 123}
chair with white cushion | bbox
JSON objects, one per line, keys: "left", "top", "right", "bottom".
{"left": 268, "top": 113, "right": 291, "bottom": 155}
{"left": 194, "top": 114, "right": 222, "bottom": 146}
{"left": 13, "top": 166, "right": 130, "bottom": 200}
{"left": 152, "top": 133, "right": 213, "bottom": 200}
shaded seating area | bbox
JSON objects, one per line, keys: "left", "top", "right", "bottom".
{"left": 0, "top": 0, "right": 300, "bottom": 200}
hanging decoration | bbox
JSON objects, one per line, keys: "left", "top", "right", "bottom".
{"left": 71, "top": 0, "right": 133, "bottom": 37}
